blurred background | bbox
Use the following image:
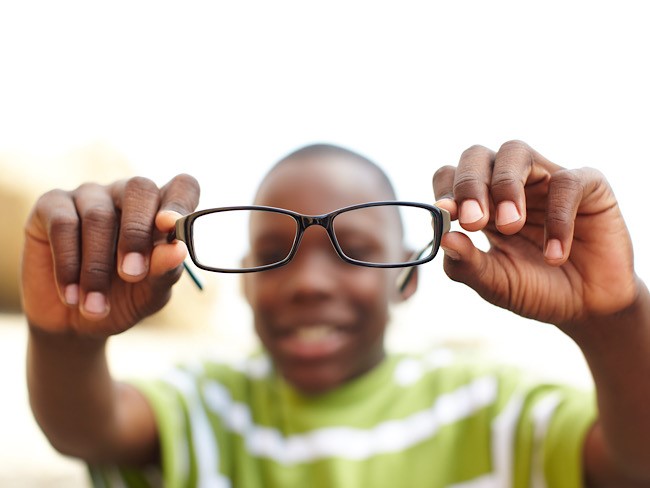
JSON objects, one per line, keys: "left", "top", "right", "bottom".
{"left": 1, "top": 1, "right": 649, "bottom": 485}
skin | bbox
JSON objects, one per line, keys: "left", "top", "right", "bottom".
{"left": 242, "top": 156, "right": 412, "bottom": 394}
{"left": 22, "top": 141, "right": 650, "bottom": 486}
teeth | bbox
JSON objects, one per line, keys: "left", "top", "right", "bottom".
{"left": 295, "top": 325, "right": 337, "bottom": 343}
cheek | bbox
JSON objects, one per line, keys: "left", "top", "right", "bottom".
{"left": 244, "top": 277, "right": 276, "bottom": 317}
{"left": 349, "top": 270, "right": 394, "bottom": 320}
{"left": 245, "top": 281, "right": 277, "bottom": 343}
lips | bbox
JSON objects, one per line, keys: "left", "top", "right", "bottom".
{"left": 271, "top": 323, "right": 353, "bottom": 361}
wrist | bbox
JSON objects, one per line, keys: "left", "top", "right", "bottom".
{"left": 28, "top": 323, "right": 108, "bottom": 355}
{"left": 566, "top": 278, "right": 650, "bottom": 353}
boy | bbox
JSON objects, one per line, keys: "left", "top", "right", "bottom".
{"left": 22, "top": 141, "right": 650, "bottom": 487}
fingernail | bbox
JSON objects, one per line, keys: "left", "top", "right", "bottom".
{"left": 156, "top": 210, "right": 183, "bottom": 231}
{"left": 159, "top": 209, "right": 183, "bottom": 219}
{"left": 84, "top": 292, "right": 108, "bottom": 315}
{"left": 459, "top": 200, "right": 483, "bottom": 225}
{"left": 64, "top": 284, "right": 79, "bottom": 306}
{"left": 496, "top": 201, "right": 521, "bottom": 227}
{"left": 122, "top": 253, "right": 146, "bottom": 276}
{"left": 545, "top": 239, "right": 564, "bottom": 260}
{"left": 441, "top": 245, "right": 461, "bottom": 261}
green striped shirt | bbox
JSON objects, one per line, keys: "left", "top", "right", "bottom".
{"left": 90, "top": 349, "right": 596, "bottom": 488}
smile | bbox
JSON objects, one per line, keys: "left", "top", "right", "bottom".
{"left": 273, "top": 324, "right": 351, "bottom": 360}
{"left": 295, "top": 325, "right": 340, "bottom": 343}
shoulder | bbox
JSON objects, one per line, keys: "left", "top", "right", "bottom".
{"left": 131, "top": 353, "right": 276, "bottom": 412}
{"left": 389, "top": 346, "right": 593, "bottom": 416}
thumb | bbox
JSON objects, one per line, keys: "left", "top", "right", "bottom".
{"left": 440, "top": 231, "right": 492, "bottom": 293}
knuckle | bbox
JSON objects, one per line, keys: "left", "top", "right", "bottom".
{"left": 583, "top": 167, "right": 606, "bottom": 183}
{"left": 547, "top": 199, "right": 574, "bottom": 222}
{"left": 551, "top": 169, "right": 583, "bottom": 192}
{"left": 49, "top": 211, "right": 80, "bottom": 235}
{"left": 454, "top": 170, "right": 486, "bottom": 193}
{"left": 38, "top": 188, "right": 67, "bottom": 203}
{"left": 546, "top": 170, "right": 584, "bottom": 228}
{"left": 165, "top": 173, "right": 201, "bottom": 213}
{"left": 82, "top": 205, "right": 117, "bottom": 227}
{"left": 124, "top": 177, "right": 161, "bottom": 206}
{"left": 120, "top": 220, "right": 153, "bottom": 244}
{"left": 173, "top": 173, "right": 201, "bottom": 201}
{"left": 499, "top": 139, "right": 530, "bottom": 153}
{"left": 433, "top": 166, "right": 456, "bottom": 200}
{"left": 34, "top": 189, "right": 69, "bottom": 216}
{"left": 75, "top": 182, "right": 104, "bottom": 195}
{"left": 173, "top": 173, "right": 200, "bottom": 190}
{"left": 461, "top": 144, "right": 490, "bottom": 159}
{"left": 491, "top": 170, "right": 520, "bottom": 191}
{"left": 497, "top": 140, "right": 534, "bottom": 167}
{"left": 545, "top": 210, "right": 572, "bottom": 229}
{"left": 82, "top": 259, "right": 113, "bottom": 285}
{"left": 57, "top": 258, "right": 81, "bottom": 280}
{"left": 126, "top": 176, "right": 158, "bottom": 193}
{"left": 433, "top": 165, "right": 455, "bottom": 180}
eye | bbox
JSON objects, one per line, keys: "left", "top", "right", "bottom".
{"left": 338, "top": 238, "right": 383, "bottom": 262}
{"left": 251, "top": 246, "right": 291, "bottom": 266}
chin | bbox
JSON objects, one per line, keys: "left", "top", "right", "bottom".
{"left": 280, "top": 363, "right": 349, "bottom": 396}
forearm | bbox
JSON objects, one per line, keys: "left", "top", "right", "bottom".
{"left": 568, "top": 279, "right": 650, "bottom": 481}
{"left": 26, "top": 326, "right": 157, "bottom": 465}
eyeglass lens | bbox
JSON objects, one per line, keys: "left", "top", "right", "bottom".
{"left": 332, "top": 205, "right": 434, "bottom": 264}
{"left": 190, "top": 205, "right": 437, "bottom": 271}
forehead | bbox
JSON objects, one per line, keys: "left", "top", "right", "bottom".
{"left": 255, "top": 155, "right": 394, "bottom": 214}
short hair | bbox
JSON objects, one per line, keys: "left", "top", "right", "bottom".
{"left": 264, "top": 143, "right": 398, "bottom": 200}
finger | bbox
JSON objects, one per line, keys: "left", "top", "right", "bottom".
{"left": 439, "top": 231, "right": 495, "bottom": 294}
{"left": 157, "top": 173, "right": 201, "bottom": 232}
{"left": 73, "top": 183, "right": 119, "bottom": 319}
{"left": 491, "top": 140, "right": 564, "bottom": 235}
{"left": 113, "top": 177, "right": 161, "bottom": 282}
{"left": 149, "top": 240, "right": 187, "bottom": 280}
{"left": 152, "top": 174, "right": 200, "bottom": 282}
{"left": 490, "top": 140, "right": 533, "bottom": 234}
{"left": 543, "top": 168, "right": 585, "bottom": 266}
{"left": 143, "top": 242, "right": 187, "bottom": 313}
{"left": 31, "top": 189, "right": 82, "bottom": 305}
{"left": 432, "top": 166, "right": 458, "bottom": 220}
{"left": 432, "top": 165, "right": 456, "bottom": 200}
{"left": 453, "top": 145, "right": 495, "bottom": 231}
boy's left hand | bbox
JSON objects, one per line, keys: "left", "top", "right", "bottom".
{"left": 432, "top": 140, "right": 639, "bottom": 329}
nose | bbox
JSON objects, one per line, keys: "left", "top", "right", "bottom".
{"left": 283, "top": 228, "right": 339, "bottom": 301}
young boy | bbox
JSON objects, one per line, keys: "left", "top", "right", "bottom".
{"left": 22, "top": 141, "right": 650, "bottom": 487}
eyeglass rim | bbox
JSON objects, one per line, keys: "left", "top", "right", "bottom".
{"left": 171, "top": 201, "right": 451, "bottom": 273}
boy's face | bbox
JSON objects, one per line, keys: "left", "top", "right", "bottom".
{"left": 243, "top": 155, "right": 413, "bottom": 395}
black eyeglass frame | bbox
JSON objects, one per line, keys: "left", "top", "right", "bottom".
{"left": 169, "top": 201, "right": 451, "bottom": 275}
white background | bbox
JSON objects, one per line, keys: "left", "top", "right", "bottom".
{"left": 1, "top": 1, "right": 649, "bottom": 484}
{"left": 3, "top": 0, "right": 649, "bottom": 356}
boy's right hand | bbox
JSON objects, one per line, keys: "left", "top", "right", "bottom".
{"left": 21, "top": 174, "right": 200, "bottom": 337}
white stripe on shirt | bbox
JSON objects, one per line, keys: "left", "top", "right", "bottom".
{"left": 165, "top": 368, "right": 231, "bottom": 488}
{"left": 201, "top": 375, "right": 499, "bottom": 465}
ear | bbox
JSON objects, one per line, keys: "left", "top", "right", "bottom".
{"left": 394, "top": 265, "right": 419, "bottom": 302}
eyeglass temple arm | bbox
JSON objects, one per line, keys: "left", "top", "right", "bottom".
{"left": 182, "top": 261, "right": 204, "bottom": 290}
{"left": 395, "top": 206, "right": 451, "bottom": 293}
{"left": 395, "top": 240, "right": 433, "bottom": 293}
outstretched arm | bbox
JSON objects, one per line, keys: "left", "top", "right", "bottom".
{"left": 23, "top": 174, "right": 200, "bottom": 465}
{"left": 432, "top": 141, "right": 650, "bottom": 486}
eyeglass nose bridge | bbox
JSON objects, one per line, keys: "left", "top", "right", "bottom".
{"left": 294, "top": 213, "right": 338, "bottom": 252}
{"left": 298, "top": 213, "right": 334, "bottom": 229}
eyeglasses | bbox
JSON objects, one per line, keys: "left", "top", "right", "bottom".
{"left": 169, "top": 201, "right": 450, "bottom": 290}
